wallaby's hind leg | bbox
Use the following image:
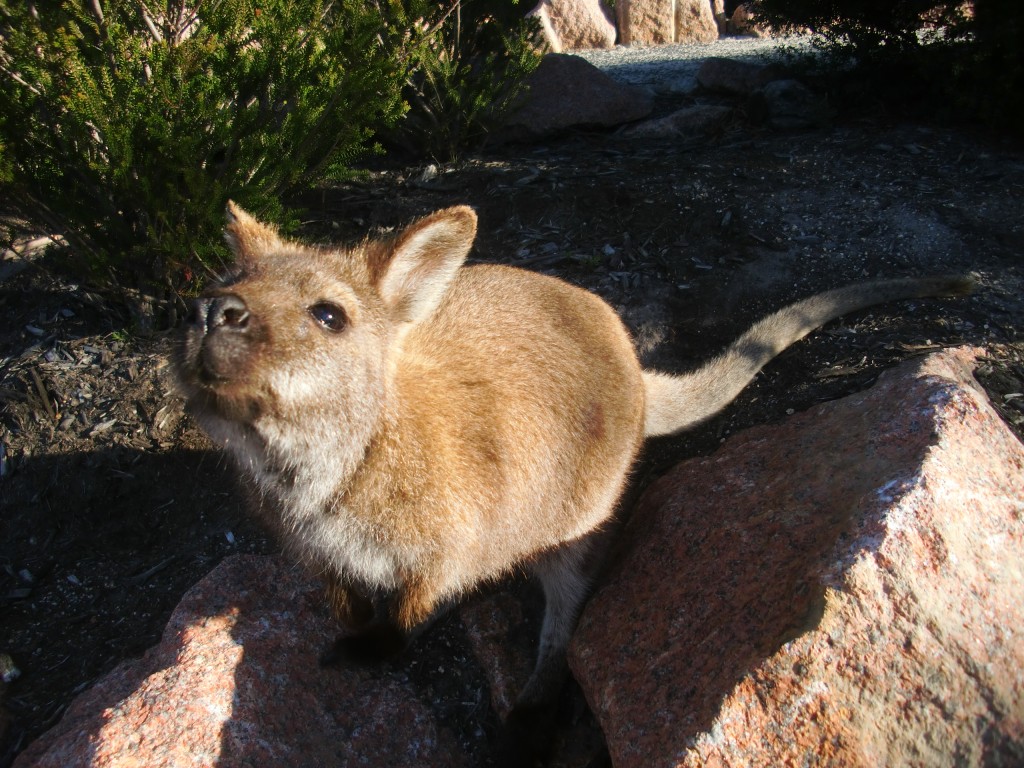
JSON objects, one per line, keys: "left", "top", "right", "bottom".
{"left": 498, "top": 534, "right": 610, "bottom": 767}
{"left": 516, "top": 530, "right": 609, "bottom": 709}
{"left": 517, "top": 548, "right": 586, "bottom": 708}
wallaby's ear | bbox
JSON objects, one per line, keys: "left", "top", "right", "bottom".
{"left": 224, "top": 201, "right": 283, "bottom": 263}
{"left": 377, "top": 206, "right": 477, "bottom": 324}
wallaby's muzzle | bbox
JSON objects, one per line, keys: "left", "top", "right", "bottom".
{"left": 184, "top": 293, "right": 256, "bottom": 385}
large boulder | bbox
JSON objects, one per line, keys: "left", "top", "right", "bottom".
{"left": 13, "top": 556, "right": 469, "bottom": 768}
{"left": 501, "top": 53, "right": 654, "bottom": 140}
{"left": 528, "top": 0, "right": 617, "bottom": 52}
{"left": 570, "top": 347, "right": 1024, "bottom": 767}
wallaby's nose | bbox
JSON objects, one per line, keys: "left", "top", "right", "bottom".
{"left": 186, "top": 294, "right": 253, "bottom": 384}
{"left": 191, "top": 294, "right": 250, "bottom": 333}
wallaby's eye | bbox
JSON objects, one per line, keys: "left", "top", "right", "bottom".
{"left": 309, "top": 302, "right": 348, "bottom": 333}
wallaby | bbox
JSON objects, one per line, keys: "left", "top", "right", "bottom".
{"left": 176, "top": 203, "right": 971, "bottom": 717}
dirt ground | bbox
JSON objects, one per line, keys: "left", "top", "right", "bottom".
{"left": 1, "top": 114, "right": 1022, "bottom": 766}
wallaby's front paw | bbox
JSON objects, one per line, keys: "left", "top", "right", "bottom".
{"left": 319, "top": 624, "right": 407, "bottom": 667}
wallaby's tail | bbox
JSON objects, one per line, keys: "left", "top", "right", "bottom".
{"left": 642, "top": 276, "right": 974, "bottom": 438}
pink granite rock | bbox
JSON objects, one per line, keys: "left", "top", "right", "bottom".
{"left": 15, "top": 556, "right": 467, "bottom": 768}
{"left": 528, "top": 0, "right": 617, "bottom": 52}
{"left": 570, "top": 347, "right": 1024, "bottom": 767}
{"left": 460, "top": 591, "right": 535, "bottom": 719}
{"left": 501, "top": 53, "right": 653, "bottom": 140}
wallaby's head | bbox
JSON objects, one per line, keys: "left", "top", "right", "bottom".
{"left": 176, "top": 203, "right": 478, "bottom": 461}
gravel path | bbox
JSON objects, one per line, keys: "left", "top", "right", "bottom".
{"left": 575, "top": 35, "right": 812, "bottom": 93}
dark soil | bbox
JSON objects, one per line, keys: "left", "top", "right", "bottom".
{"left": 1, "top": 116, "right": 1022, "bottom": 767}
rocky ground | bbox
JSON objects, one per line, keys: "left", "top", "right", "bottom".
{"left": 1, "top": 83, "right": 1023, "bottom": 765}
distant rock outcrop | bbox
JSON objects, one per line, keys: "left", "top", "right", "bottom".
{"left": 617, "top": 0, "right": 720, "bottom": 45}
{"left": 528, "top": 0, "right": 617, "bottom": 52}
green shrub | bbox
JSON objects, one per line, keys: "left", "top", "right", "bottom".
{"left": 0, "top": 1, "right": 411, "bottom": 322}
{"left": 749, "top": 0, "right": 970, "bottom": 53}
{"left": 387, "top": 0, "right": 543, "bottom": 162}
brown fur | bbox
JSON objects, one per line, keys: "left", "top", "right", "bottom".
{"left": 175, "top": 203, "right": 971, "bottom": 712}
